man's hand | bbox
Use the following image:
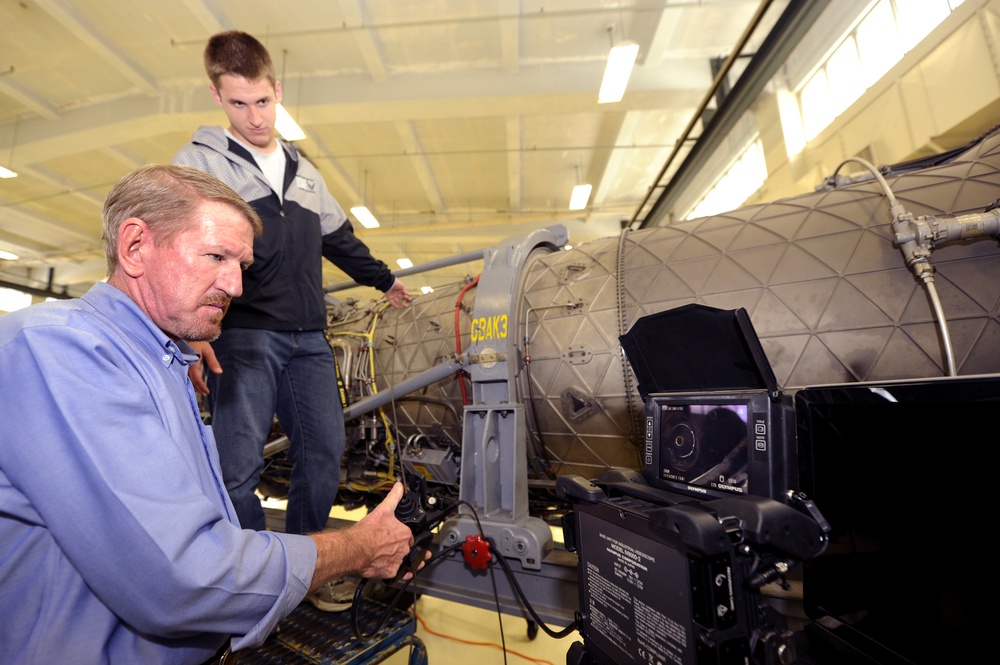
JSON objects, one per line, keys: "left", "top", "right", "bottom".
{"left": 308, "top": 482, "right": 420, "bottom": 589}
{"left": 385, "top": 280, "right": 413, "bottom": 309}
{"left": 351, "top": 482, "right": 419, "bottom": 579}
{"left": 187, "top": 340, "right": 221, "bottom": 395}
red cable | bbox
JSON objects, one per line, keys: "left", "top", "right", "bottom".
{"left": 454, "top": 274, "right": 480, "bottom": 405}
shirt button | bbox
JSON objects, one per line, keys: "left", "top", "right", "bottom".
{"left": 162, "top": 354, "right": 171, "bottom": 362}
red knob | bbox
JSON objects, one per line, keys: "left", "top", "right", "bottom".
{"left": 461, "top": 534, "right": 492, "bottom": 570}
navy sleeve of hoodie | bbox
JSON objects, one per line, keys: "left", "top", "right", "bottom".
{"left": 321, "top": 221, "right": 396, "bottom": 293}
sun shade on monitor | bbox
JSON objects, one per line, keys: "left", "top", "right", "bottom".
{"left": 618, "top": 303, "right": 779, "bottom": 398}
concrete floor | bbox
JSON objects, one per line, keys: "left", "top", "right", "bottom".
{"left": 382, "top": 593, "right": 576, "bottom": 665}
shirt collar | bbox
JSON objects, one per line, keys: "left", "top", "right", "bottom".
{"left": 81, "top": 282, "right": 197, "bottom": 368}
{"left": 173, "top": 339, "right": 200, "bottom": 366}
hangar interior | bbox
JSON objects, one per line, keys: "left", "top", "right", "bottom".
{"left": 2, "top": 1, "right": 998, "bottom": 664}
{"left": 4, "top": 0, "right": 997, "bottom": 303}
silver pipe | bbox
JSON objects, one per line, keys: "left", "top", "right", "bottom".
{"left": 817, "top": 155, "right": 967, "bottom": 377}
{"left": 323, "top": 249, "right": 485, "bottom": 294}
{"left": 922, "top": 275, "right": 957, "bottom": 376}
{"left": 831, "top": 156, "right": 901, "bottom": 210}
{"left": 343, "top": 355, "right": 470, "bottom": 420}
{"left": 328, "top": 337, "right": 353, "bottom": 392}
{"left": 263, "top": 435, "right": 290, "bottom": 458}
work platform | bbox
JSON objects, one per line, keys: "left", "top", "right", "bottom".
{"left": 233, "top": 507, "right": 427, "bottom": 664}
{"left": 238, "top": 600, "right": 426, "bottom": 665}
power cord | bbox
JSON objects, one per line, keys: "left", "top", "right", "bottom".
{"left": 483, "top": 541, "right": 580, "bottom": 639}
{"left": 414, "top": 611, "right": 556, "bottom": 665}
{"left": 350, "top": 499, "right": 580, "bottom": 656}
{"left": 350, "top": 541, "right": 464, "bottom": 642}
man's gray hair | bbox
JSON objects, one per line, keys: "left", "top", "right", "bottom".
{"left": 102, "top": 164, "right": 262, "bottom": 276}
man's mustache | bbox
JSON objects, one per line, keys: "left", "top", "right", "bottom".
{"left": 202, "top": 295, "right": 231, "bottom": 315}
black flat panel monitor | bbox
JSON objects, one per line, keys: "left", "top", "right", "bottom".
{"left": 794, "top": 375, "right": 998, "bottom": 664}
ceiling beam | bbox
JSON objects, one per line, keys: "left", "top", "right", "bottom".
{"left": 0, "top": 204, "right": 100, "bottom": 258}
{"left": 33, "top": 0, "right": 159, "bottom": 95}
{"left": 178, "top": 0, "right": 232, "bottom": 34}
{"left": 13, "top": 164, "right": 106, "bottom": 208}
{"left": 99, "top": 146, "right": 145, "bottom": 170}
{"left": 639, "top": 0, "right": 831, "bottom": 226}
{"left": 302, "top": 130, "right": 369, "bottom": 213}
{"left": 337, "top": 0, "right": 388, "bottom": 81}
{"left": 0, "top": 74, "right": 60, "bottom": 120}
{"left": 498, "top": 0, "right": 520, "bottom": 74}
{"left": 6, "top": 68, "right": 705, "bottom": 168}
{"left": 505, "top": 116, "right": 522, "bottom": 213}
{"left": 394, "top": 120, "right": 444, "bottom": 216}
{"left": 588, "top": 110, "right": 628, "bottom": 209}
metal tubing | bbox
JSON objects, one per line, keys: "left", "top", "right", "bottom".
{"left": 343, "top": 355, "right": 469, "bottom": 421}
{"left": 323, "top": 249, "right": 485, "bottom": 294}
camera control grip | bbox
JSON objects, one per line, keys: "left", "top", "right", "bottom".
{"left": 394, "top": 490, "right": 427, "bottom": 530}
{"left": 386, "top": 490, "right": 432, "bottom": 585}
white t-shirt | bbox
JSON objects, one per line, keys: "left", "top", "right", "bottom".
{"left": 225, "top": 128, "right": 287, "bottom": 201}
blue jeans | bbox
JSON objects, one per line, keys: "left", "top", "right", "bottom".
{"left": 206, "top": 328, "right": 344, "bottom": 534}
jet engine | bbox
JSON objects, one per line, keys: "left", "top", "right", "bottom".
{"left": 326, "top": 126, "right": 1000, "bottom": 509}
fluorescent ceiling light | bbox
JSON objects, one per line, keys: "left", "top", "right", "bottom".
{"left": 598, "top": 41, "right": 639, "bottom": 104}
{"left": 275, "top": 104, "right": 306, "bottom": 141}
{"left": 420, "top": 286, "right": 434, "bottom": 294}
{"left": 396, "top": 258, "right": 413, "bottom": 269}
{"left": 0, "top": 165, "right": 17, "bottom": 178}
{"left": 569, "top": 183, "right": 593, "bottom": 210}
{"left": 0, "top": 249, "right": 19, "bottom": 260}
{"left": 350, "top": 205, "right": 380, "bottom": 229}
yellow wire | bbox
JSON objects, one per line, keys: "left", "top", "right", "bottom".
{"left": 347, "top": 480, "right": 397, "bottom": 492}
{"left": 331, "top": 299, "right": 399, "bottom": 483}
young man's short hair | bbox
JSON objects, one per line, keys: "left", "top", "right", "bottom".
{"left": 203, "top": 31, "right": 276, "bottom": 89}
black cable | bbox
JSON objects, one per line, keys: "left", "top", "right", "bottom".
{"left": 485, "top": 542, "right": 580, "bottom": 640}
{"left": 456, "top": 501, "right": 578, "bottom": 642}
{"left": 451, "top": 500, "right": 507, "bottom": 665}
{"left": 456, "top": 499, "right": 485, "bottom": 536}
{"left": 349, "top": 577, "right": 406, "bottom": 643}
{"left": 350, "top": 498, "right": 580, "bottom": 648}
{"left": 350, "top": 541, "right": 466, "bottom": 642}
{"left": 489, "top": 545, "right": 508, "bottom": 665}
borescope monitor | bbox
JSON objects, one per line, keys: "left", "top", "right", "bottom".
{"left": 645, "top": 391, "right": 795, "bottom": 501}
{"left": 621, "top": 304, "right": 797, "bottom": 502}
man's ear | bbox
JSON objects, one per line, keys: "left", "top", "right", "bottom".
{"left": 210, "top": 83, "right": 222, "bottom": 107}
{"left": 274, "top": 79, "right": 283, "bottom": 104}
{"left": 117, "top": 217, "right": 150, "bottom": 278}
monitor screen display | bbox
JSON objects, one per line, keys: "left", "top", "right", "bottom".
{"left": 643, "top": 391, "right": 796, "bottom": 502}
{"left": 657, "top": 401, "right": 749, "bottom": 493}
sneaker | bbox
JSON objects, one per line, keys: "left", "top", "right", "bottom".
{"left": 304, "top": 574, "right": 360, "bottom": 612}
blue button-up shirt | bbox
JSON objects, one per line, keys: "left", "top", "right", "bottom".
{"left": 0, "top": 282, "right": 316, "bottom": 664}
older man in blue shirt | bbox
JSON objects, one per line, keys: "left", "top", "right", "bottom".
{"left": 0, "top": 164, "right": 416, "bottom": 665}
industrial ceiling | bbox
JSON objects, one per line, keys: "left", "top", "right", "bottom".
{"left": 0, "top": 0, "right": 797, "bottom": 301}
